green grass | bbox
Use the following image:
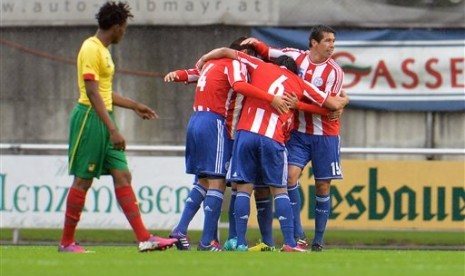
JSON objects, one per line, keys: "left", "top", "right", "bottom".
{"left": 1, "top": 246, "right": 464, "bottom": 276}
{"left": 1, "top": 228, "right": 464, "bottom": 247}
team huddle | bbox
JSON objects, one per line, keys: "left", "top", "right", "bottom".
{"left": 58, "top": 1, "right": 348, "bottom": 253}
{"left": 164, "top": 30, "right": 348, "bottom": 252}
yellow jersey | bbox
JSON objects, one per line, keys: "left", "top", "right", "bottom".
{"left": 77, "top": 36, "right": 114, "bottom": 110}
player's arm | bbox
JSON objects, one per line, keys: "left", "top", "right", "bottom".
{"left": 298, "top": 100, "right": 344, "bottom": 121}
{"left": 240, "top": 38, "right": 299, "bottom": 61}
{"left": 323, "top": 70, "right": 347, "bottom": 111}
{"left": 84, "top": 80, "right": 125, "bottom": 150}
{"left": 164, "top": 68, "right": 199, "bottom": 84}
{"left": 240, "top": 38, "right": 271, "bottom": 59}
{"left": 232, "top": 81, "right": 288, "bottom": 114}
{"left": 327, "top": 109, "right": 344, "bottom": 121}
{"left": 299, "top": 78, "right": 349, "bottom": 111}
{"left": 196, "top": 47, "right": 237, "bottom": 70}
{"left": 323, "top": 93, "right": 349, "bottom": 111}
{"left": 296, "top": 101, "right": 331, "bottom": 115}
{"left": 112, "top": 92, "right": 158, "bottom": 120}
{"left": 297, "top": 102, "right": 330, "bottom": 115}
{"left": 325, "top": 90, "right": 348, "bottom": 120}
{"left": 282, "top": 92, "right": 329, "bottom": 115}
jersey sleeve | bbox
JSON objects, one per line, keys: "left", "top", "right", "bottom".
{"left": 254, "top": 41, "right": 270, "bottom": 59}
{"left": 296, "top": 101, "right": 329, "bottom": 115}
{"left": 326, "top": 61, "right": 345, "bottom": 96}
{"left": 268, "top": 47, "right": 306, "bottom": 62}
{"left": 173, "top": 68, "right": 200, "bottom": 84}
{"left": 232, "top": 81, "right": 274, "bottom": 102}
{"left": 80, "top": 43, "right": 99, "bottom": 81}
{"left": 301, "top": 79, "right": 329, "bottom": 107}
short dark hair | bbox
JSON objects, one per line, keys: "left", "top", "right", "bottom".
{"left": 96, "top": 1, "right": 133, "bottom": 30}
{"left": 273, "top": 55, "right": 298, "bottom": 74}
{"left": 309, "top": 24, "right": 336, "bottom": 45}
{"left": 229, "top": 36, "right": 257, "bottom": 56}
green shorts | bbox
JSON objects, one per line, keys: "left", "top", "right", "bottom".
{"left": 68, "top": 103, "right": 128, "bottom": 179}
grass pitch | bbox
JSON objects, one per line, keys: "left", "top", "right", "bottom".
{"left": 1, "top": 245, "right": 464, "bottom": 276}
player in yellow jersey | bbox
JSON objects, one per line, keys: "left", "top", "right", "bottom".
{"left": 58, "top": 1, "right": 177, "bottom": 253}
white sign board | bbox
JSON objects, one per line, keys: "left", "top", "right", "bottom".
{"left": 0, "top": 155, "right": 205, "bottom": 230}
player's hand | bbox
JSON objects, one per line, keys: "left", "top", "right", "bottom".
{"left": 164, "top": 71, "right": 179, "bottom": 82}
{"left": 271, "top": 96, "right": 289, "bottom": 114}
{"left": 240, "top": 37, "right": 259, "bottom": 46}
{"left": 134, "top": 103, "right": 158, "bottom": 120}
{"left": 195, "top": 58, "right": 205, "bottom": 71}
{"left": 339, "top": 90, "right": 350, "bottom": 107}
{"left": 110, "top": 129, "right": 126, "bottom": 151}
{"left": 283, "top": 92, "right": 299, "bottom": 109}
{"left": 327, "top": 109, "right": 343, "bottom": 121}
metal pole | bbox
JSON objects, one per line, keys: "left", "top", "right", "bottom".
{"left": 425, "top": 112, "right": 434, "bottom": 160}
{"left": 12, "top": 228, "right": 20, "bottom": 244}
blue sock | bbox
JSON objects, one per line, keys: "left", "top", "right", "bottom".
{"left": 200, "top": 189, "right": 224, "bottom": 245}
{"left": 288, "top": 183, "right": 305, "bottom": 239}
{"left": 313, "top": 194, "right": 331, "bottom": 245}
{"left": 274, "top": 193, "right": 296, "bottom": 247}
{"left": 234, "top": 192, "right": 251, "bottom": 247}
{"left": 228, "top": 189, "right": 237, "bottom": 240}
{"left": 255, "top": 197, "right": 274, "bottom": 246}
{"left": 174, "top": 184, "right": 206, "bottom": 234}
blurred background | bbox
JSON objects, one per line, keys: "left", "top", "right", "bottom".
{"left": 1, "top": 0, "right": 464, "bottom": 156}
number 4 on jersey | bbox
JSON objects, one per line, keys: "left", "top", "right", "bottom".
{"left": 197, "top": 63, "right": 214, "bottom": 92}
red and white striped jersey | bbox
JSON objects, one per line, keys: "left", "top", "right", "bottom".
{"left": 192, "top": 58, "right": 248, "bottom": 139}
{"left": 235, "top": 52, "right": 328, "bottom": 144}
{"left": 262, "top": 45, "right": 344, "bottom": 136}
{"left": 176, "top": 68, "right": 201, "bottom": 84}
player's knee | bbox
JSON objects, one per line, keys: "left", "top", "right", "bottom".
{"left": 254, "top": 187, "right": 270, "bottom": 200}
{"left": 287, "top": 173, "right": 299, "bottom": 186}
{"left": 111, "top": 170, "right": 132, "bottom": 186}
{"left": 72, "top": 177, "right": 93, "bottom": 192}
{"left": 315, "top": 181, "right": 331, "bottom": 195}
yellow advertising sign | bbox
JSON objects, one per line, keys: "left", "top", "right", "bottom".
{"left": 248, "top": 160, "right": 465, "bottom": 231}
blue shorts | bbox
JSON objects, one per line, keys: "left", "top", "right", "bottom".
{"left": 227, "top": 130, "right": 288, "bottom": 188}
{"left": 185, "top": 111, "right": 233, "bottom": 177}
{"left": 286, "top": 131, "right": 343, "bottom": 180}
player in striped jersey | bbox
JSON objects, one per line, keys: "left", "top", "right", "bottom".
{"left": 242, "top": 25, "right": 346, "bottom": 251}
{"left": 164, "top": 38, "right": 289, "bottom": 251}
{"left": 196, "top": 47, "right": 348, "bottom": 251}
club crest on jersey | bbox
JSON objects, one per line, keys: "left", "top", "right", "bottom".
{"left": 313, "top": 77, "right": 324, "bottom": 87}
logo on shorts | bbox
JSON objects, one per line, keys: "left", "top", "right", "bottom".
{"left": 87, "top": 163, "right": 95, "bottom": 173}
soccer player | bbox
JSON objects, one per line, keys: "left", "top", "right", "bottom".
{"left": 196, "top": 47, "right": 348, "bottom": 252}
{"left": 58, "top": 1, "right": 177, "bottom": 253}
{"left": 242, "top": 25, "right": 346, "bottom": 251}
{"left": 164, "top": 38, "right": 288, "bottom": 251}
